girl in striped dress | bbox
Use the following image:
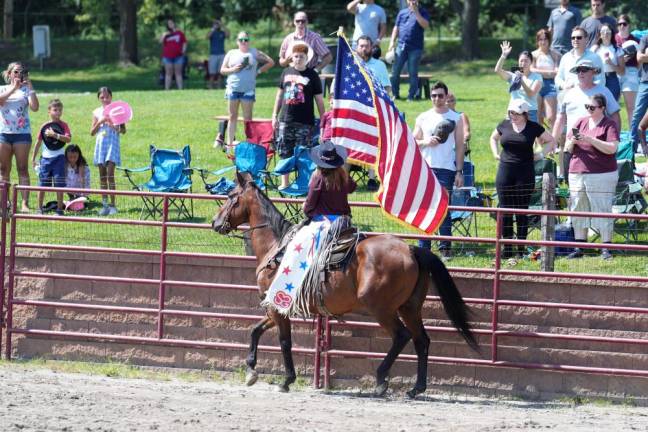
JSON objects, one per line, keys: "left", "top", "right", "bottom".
{"left": 91, "top": 86, "right": 125, "bottom": 216}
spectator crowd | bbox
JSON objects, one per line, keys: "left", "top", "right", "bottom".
{"left": 1, "top": 0, "right": 648, "bottom": 263}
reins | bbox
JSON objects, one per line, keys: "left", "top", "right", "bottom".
{"left": 224, "top": 222, "right": 269, "bottom": 240}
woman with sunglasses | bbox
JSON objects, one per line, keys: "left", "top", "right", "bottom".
{"left": 565, "top": 93, "right": 619, "bottom": 260}
{"left": 495, "top": 41, "right": 543, "bottom": 122}
{"left": 220, "top": 31, "right": 274, "bottom": 149}
{"left": 490, "top": 99, "right": 555, "bottom": 263}
{"left": 615, "top": 14, "right": 640, "bottom": 126}
{"left": 531, "top": 28, "right": 562, "bottom": 129}
{"left": 591, "top": 24, "right": 624, "bottom": 102}
{"left": 0, "top": 61, "right": 39, "bottom": 212}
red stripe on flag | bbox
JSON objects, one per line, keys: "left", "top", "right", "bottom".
{"left": 331, "top": 127, "right": 378, "bottom": 146}
{"left": 333, "top": 108, "right": 376, "bottom": 126}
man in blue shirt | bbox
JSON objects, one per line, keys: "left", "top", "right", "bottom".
{"left": 207, "top": 19, "right": 229, "bottom": 89}
{"left": 580, "top": 0, "right": 616, "bottom": 49}
{"left": 547, "top": 0, "right": 582, "bottom": 55}
{"left": 387, "top": 0, "right": 429, "bottom": 101}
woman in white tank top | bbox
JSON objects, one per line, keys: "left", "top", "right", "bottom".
{"left": 531, "top": 28, "right": 562, "bottom": 130}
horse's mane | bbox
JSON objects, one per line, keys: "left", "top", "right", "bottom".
{"left": 252, "top": 186, "right": 294, "bottom": 241}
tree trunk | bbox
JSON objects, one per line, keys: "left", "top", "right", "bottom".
{"left": 461, "top": 0, "right": 479, "bottom": 59}
{"left": 3, "top": 0, "right": 14, "bottom": 39}
{"left": 118, "top": 0, "right": 138, "bottom": 65}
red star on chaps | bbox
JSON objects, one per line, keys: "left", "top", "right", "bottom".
{"left": 282, "top": 266, "right": 292, "bottom": 275}
{"left": 294, "top": 243, "right": 303, "bottom": 253}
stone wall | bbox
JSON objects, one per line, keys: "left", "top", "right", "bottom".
{"left": 5, "top": 249, "right": 648, "bottom": 403}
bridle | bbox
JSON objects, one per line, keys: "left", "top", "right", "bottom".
{"left": 217, "top": 185, "right": 268, "bottom": 240}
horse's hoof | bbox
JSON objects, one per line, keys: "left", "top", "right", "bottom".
{"left": 406, "top": 386, "right": 425, "bottom": 399}
{"left": 374, "top": 382, "right": 389, "bottom": 397}
{"left": 245, "top": 370, "right": 259, "bottom": 386}
{"left": 276, "top": 384, "right": 290, "bottom": 393}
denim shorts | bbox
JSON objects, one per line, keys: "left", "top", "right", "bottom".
{"left": 162, "top": 56, "right": 184, "bottom": 65}
{"left": 539, "top": 78, "right": 557, "bottom": 98}
{"left": 39, "top": 154, "right": 66, "bottom": 187}
{"left": 619, "top": 67, "right": 639, "bottom": 93}
{"left": 276, "top": 122, "right": 312, "bottom": 159}
{"left": 225, "top": 90, "right": 256, "bottom": 101}
{"left": 0, "top": 133, "right": 32, "bottom": 145}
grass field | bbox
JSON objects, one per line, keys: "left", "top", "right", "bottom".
{"left": 10, "top": 60, "right": 648, "bottom": 277}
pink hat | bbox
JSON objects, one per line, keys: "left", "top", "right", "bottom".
{"left": 65, "top": 196, "right": 87, "bottom": 212}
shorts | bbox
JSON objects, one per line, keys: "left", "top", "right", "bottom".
{"left": 162, "top": 56, "right": 184, "bottom": 65}
{"left": 619, "top": 67, "right": 639, "bottom": 93}
{"left": 39, "top": 154, "right": 66, "bottom": 187}
{"left": 0, "top": 133, "right": 32, "bottom": 145}
{"left": 528, "top": 110, "right": 538, "bottom": 123}
{"left": 208, "top": 54, "right": 225, "bottom": 75}
{"left": 225, "top": 89, "right": 256, "bottom": 101}
{"left": 276, "top": 122, "right": 313, "bottom": 159}
{"left": 539, "top": 78, "right": 557, "bottom": 98}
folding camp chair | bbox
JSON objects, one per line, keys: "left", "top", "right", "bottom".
{"left": 119, "top": 145, "right": 193, "bottom": 220}
{"left": 243, "top": 120, "right": 275, "bottom": 160}
{"left": 273, "top": 146, "right": 316, "bottom": 222}
{"left": 612, "top": 159, "right": 648, "bottom": 242}
{"left": 197, "top": 141, "right": 271, "bottom": 196}
{"left": 450, "top": 186, "right": 482, "bottom": 239}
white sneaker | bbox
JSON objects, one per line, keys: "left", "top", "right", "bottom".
{"left": 107, "top": 206, "right": 118, "bottom": 215}
{"left": 98, "top": 206, "right": 110, "bottom": 216}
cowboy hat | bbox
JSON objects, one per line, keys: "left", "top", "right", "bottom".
{"left": 40, "top": 122, "right": 66, "bottom": 151}
{"left": 65, "top": 196, "right": 88, "bottom": 212}
{"left": 310, "top": 140, "right": 348, "bottom": 169}
{"left": 288, "top": 41, "right": 315, "bottom": 65}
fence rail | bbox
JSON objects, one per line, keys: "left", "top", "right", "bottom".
{"left": 2, "top": 183, "right": 648, "bottom": 389}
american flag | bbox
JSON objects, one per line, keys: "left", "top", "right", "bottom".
{"left": 330, "top": 36, "right": 448, "bottom": 234}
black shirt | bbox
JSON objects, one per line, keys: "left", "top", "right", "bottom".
{"left": 496, "top": 119, "right": 545, "bottom": 165}
{"left": 278, "top": 67, "right": 322, "bottom": 125}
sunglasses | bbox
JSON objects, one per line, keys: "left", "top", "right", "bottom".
{"left": 508, "top": 110, "right": 523, "bottom": 116}
{"left": 585, "top": 104, "right": 602, "bottom": 112}
{"left": 238, "top": 38, "right": 250, "bottom": 42}
{"left": 295, "top": 19, "right": 306, "bottom": 24}
{"left": 618, "top": 22, "right": 628, "bottom": 27}
{"left": 430, "top": 93, "right": 445, "bottom": 98}
{"left": 575, "top": 68, "right": 593, "bottom": 74}
{"left": 571, "top": 35, "right": 583, "bottom": 40}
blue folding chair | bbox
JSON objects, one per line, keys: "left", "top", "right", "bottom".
{"left": 119, "top": 145, "right": 194, "bottom": 220}
{"left": 197, "top": 141, "right": 270, "bottom": 196}
{"left": 273, "top": 146, "right": 316, "bottom": 221}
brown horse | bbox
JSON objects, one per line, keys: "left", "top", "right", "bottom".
{"left": 212, "top": 171, "right": 479, "bottom": 398}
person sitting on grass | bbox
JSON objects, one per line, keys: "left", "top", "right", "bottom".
{"left": 31, "top": 98, "right": 71, "bottom": 215}
{"left": 64, "top": 144, "right": 90, "bottom": 199}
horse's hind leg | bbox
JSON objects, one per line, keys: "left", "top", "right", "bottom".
{"left": 245, "top": 316, "right": 275, "bottom": 386}
{"left": 270, "top": 310, "right": 296, "bottom": 392}
{"left": 399, "top": 295, "right": 430, "bottom": 398}
{"left": 373, "top": 313, "right": 411, "bottom": 397}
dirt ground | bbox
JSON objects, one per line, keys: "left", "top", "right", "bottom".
{"left": 2, "top": 365, "right": 648, "bottom": 432}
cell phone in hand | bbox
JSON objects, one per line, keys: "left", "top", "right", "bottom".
{"left": 572, "top": 128, "right": 581, "bottom": 139}
{"left": 241, "top": 56, "right": 250, "bottom": 68}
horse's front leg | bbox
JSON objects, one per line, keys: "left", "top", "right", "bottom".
{"left": 270, "top": 310, "right": 296, "bottom": 392}
{"left": 245, "top": 316, "right": 275, "bottom": 386}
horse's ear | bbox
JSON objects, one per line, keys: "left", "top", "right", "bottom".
{"left": 235, "top": 170, "right": 246, "bottom": 186}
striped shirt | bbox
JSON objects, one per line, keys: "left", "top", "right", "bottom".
{"left": 279, "top": 30, "right": 330, "bottom": 69}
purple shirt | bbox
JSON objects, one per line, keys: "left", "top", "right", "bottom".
{"left": 568, "top": 116, "right": 619, "bottom": 174}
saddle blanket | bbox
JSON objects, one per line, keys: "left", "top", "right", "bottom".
{"left": 261, "top": 217, "right": 332, "bottom": 315}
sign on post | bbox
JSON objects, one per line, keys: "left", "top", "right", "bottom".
{"left": 33, "top": 25, "right": 51, "bottom": 61}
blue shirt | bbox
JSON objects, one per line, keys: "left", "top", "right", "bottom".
{"left": 352, "top": 3, "right": 387, "bottom": 44}
{"left": 209, "top": 30, "right": 226, "bottom": 55}
{"left": 395, "top": 8, "right": 430, "bottom": 51}
{"left": 639, "top": 35, "right": 648, "bottom": 83}
{"left": 547, "top": 6, "right": 582, "bottom": 54}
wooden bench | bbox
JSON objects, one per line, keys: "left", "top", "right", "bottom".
{"left": 320, "top": 72, "right": 433, "bottom": 99}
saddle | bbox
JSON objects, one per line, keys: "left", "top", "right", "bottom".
{"left": 327, "top": 226, "right": 365, "bottom": 271}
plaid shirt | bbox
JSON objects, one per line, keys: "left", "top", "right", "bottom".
{"left": 279, "top": 29, "right": 330, "bottom": 69}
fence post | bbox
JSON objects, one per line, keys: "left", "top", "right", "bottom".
{"left": 491, "top": 210, "right": 503, "bottom": 362}
{"left": 157, "top": 196, "right": 169, "bottom": 340}
{"left": 323, "top": 316, "right": 331, "bottom": 389}
{"left": 541, "top": 172, "right": 556, "bottom": 272}
{"left": 314, "top": 315, "right": 322, "bottom": 388}
{"left": 4, "top": 186, "right": 18, "bottom": 360}
{"left": 0, "top": 182, "right": 8, "bottom": 356}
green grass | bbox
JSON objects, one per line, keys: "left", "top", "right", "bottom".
{"left": 10, "top": 61, "right": 648, "bottom": 277}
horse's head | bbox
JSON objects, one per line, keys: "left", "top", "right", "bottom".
{"left": 212, "top": 171, "right": 256, "bottom": 234}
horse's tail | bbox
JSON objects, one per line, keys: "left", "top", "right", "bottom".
{"left": 412, "top": 246, "right": 480, "bottom": 353}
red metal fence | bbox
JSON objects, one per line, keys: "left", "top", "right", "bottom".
{"left": 2, "top": 184, "right": 648, "bottom": 388}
